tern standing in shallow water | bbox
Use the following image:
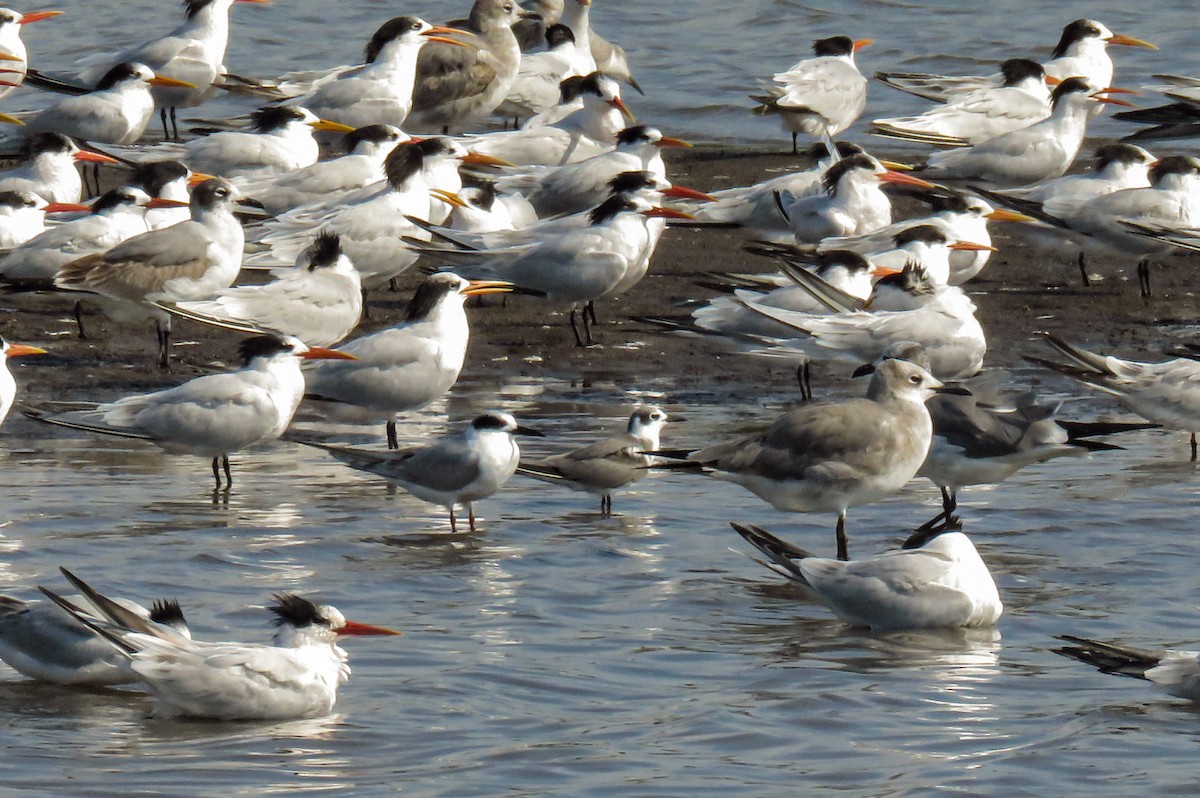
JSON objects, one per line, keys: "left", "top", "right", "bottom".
{"left": 303, "top": 411, "right": 542, "bottom": 532}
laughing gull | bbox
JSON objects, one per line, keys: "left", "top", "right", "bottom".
{"left": 301, "top": 411, "right": 542, "bottom": 532}
{"left": 1054, "top": 636, "right": 1200, "bottom": 703}
{"left": 684, "top": 357, "right": 953, "bottom": 560}
{"left": 517, "top": 405, "right": 669, "bottom": 513}
{"left": 732, "top": 514, "right": 1002, "bottom": 631}
{"left": 1027, "top": 334, "right": 1200, "bottom": 460}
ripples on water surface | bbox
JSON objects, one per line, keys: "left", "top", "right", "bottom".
{"left": 3, "top": 370, "right": 1200, "bottom": 795}
{"left": 2, "top": 0, "right": 1200, "bottom": 794}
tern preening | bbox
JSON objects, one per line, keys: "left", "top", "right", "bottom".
{"left": 518, "top": 405, "right": 669, "bottom": 513}
{"left": 302, "top": 411, "right": 542, "bottom": 532}
{"left": 24, "top": 335, "right": 356, "bottom": 489}
{"left": 39, "top": 581, "right": 399, "bottom": 721}
{"left": 732, "top": 515, "right": 1002, "bottom": 631}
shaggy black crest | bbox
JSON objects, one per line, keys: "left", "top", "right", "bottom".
{"left": 0, "top": 191, "right": 38, "bottom": 209}
{"left": 343, "top": 124, "right": 402, "bottom": 151}
{"left": 545, "top": 23, "right": 574, "bottom": 49}
{"left": 269, "top": 593, "right": 327, "bottom": 628}
{"left": 813, "top": 250, "right": 871, "bottom": 276}
{"left": 879, "top": 263, "right": 936, "bottom": 296}
{"left": 238, "top": 335, "right": 293, "bottom": 366}
{"left": 926, "top": 192, "right": 973, "bottom": 214}
{"left": 25, "top": 132, "right": 73, "bottom": 158}
{"left": 1052, "top": 19, "right": 1103, "bottom": 59}
{"left": 821, "top": 153, "right": 876, "bottom": 195}
{"left": 1049, "top": 77, "right": 1090, "bottom": 109}
{"left": 183, "top": 0, "right": 217, "bottom": 20}
{"left": 250, "top": 105, "right": 307, "bottom": 133}
{"left": 999, "top": 59, "right": 1044, "bottom": 87}
{"left": 472, "top": 412, "right": 513, "bottom": 432}
{"left": 801, "top": 141, "right": 864, "bottom": 161}
{"left": 608, "top": 170, "right": 655, "bottom": 194}
{"left": 0, "top": 9, "right": 18, "bottom": 25}
{"left": 1094, "top": 143, "right": 1151, "bottom": 171}
{"left": 383, "top": 141, "right": 426, "bottom": 188}
{"left": 405, "top": 273, "right": 461, "bottom": 322}
{"left": 894, "top": 224, "right": 950, "bottom": 248}
{"left": 90, "top": 187, "right": 141, "bottom": 215}
{"left": 1149, "top": 155, "right": 1200, "bottom": 185}
{"left": 559, "top": 72, "right": 603, "bottom": 103}
{"left": 615, "top": 125, "right": 650, "bottom": 146}
{"left": 149, "top": 599, "right": 188, "bottom": 629}
{"left": 304, "top": 231, "right": 342, "bottom": 271}
{"left": 95, "top": 62, "right": 144, "bottom": 91}
{"left": 589, "top": 195, "right": 637, "bottom": 225}
{"left": 131, "top": 160, "right": 190, "bottom": 197}
{"left": 366, "top": 16, "right": 425, "bottom": 63}
{"left": 812, "top": 36, "right": 854, "bottom": 58}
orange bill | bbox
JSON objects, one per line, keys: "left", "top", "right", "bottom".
{"left": 18, "top": 10, "right": 63, "bottom": 24}
{"left": 463, "top": 279, "right": 515, "bottom": 296}
{"left": 301, "top": 347, "right": 358, "bottom": 361}
{"left": 336, "top": 620, "right": 402, "bottom": 636}
{"left": 5, "top": 343, "right": 47, "bottom": 357}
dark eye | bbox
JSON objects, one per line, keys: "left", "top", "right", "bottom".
{"left": 504, "top": 3, "right": 513, "bottom": 11}
{"left": 909, "top": 374, "right": 921, "bottom": 384}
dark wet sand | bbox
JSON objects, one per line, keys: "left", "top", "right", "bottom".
{"left": 4, "top": 145, "right": 1200, "bottom": 405}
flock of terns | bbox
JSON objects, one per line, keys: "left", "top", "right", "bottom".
{"left": 0, "top": 0, "right": 1193, "bottom": 720}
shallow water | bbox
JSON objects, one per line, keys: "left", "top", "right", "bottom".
{"left": 2, "top": 1, "right": 1199, "bottom": 795}
{"left": 3, "top": 368, "right": 1200, "bottom": 796}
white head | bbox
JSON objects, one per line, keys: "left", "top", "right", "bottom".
{"left": 627, "top": 405, "right": 668, "bottom": 449}
{"left": 268, "top": 593, "right": 400, "bottom": 647}
{"left": 866, "top": 357, "right": 944, "bottom": 403}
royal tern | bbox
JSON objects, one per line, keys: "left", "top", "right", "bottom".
{"left": 293, "top": 17, "right": 473, "bottom": 131}
{"left": 691, "top": 250, "right": 879, "bottom": 340}
{"left": 816, "top": 223, "right": 994, "bottom": 287}
{"left": 0, "top": 186, "right": 151, "bottom": 289}
{"left": 408, "top": 0, "right": 536, "bottom": 134}
{"left": 53, "top": 178, "right": 249, "bottom": 369}
{"left": 1027, "top": 334, "right": 1200, "bottom": 460}
{"left": 981, "top": 154, "right": 1200, "bottom": 296}
{"left": 0, "top": 337, "right": 45, "bottom": 425}
{"left": 741, "top": 264, "right": 988, "bottom": 381}
{"left": 496, "top": 24, "right": 587, "bottom": 124}
{"left": 0, "top": 190, "right": 45, "bottom": 248}
{"left": 235, "top": 124, "right": 407, "bottom": 215}
{"left": 871, "top": 59, "right": 1051, "bottom": 147}
{"left": 1054, "top": 635, "right": 1200, "bottom": 703}
{"left": 919, "top": 78, "right": 1130, "bottom": 187}
{"left": 684, "top": 357, "right": 950, "bottom": 560}
{"left": 249, "top": 139, "right": 505, "bottom": 288}
{"left": 423, "top": 194, "right": 691, "bottom": 346}
{"left": 17, "top": 62, "right": 196, "bottom": 145}
{"left": 778, "top": 152, "right": 936, "bottom": 243}
{"left": 304, "top": 410, "right": 541, "bottom": 532}
{"left": 0, "top": 132, "right": 118, "bottom": 204}
{"left": 875, "top": 19, "right": 1155, "bottom": 105}
{"left": 972, "top": 143, "right": 1155, "bottom": 285}
{"left": 0, "top": 594, "right": 188, "bottom": 687}
{"left": 31, "top": 0, "right": 271, "bottom": 140}
{"left": 25, "top": 335, "right": 355, "bottom": 488}
{"left": 732, "top": 515, "right": 1002, "bottom": 630}
{"left": 40, "top": 585, "right": 398, "bottom": 720}
{"left": 751, "top": 35, "right": 872, "bottom": 155}
{"left": 0, "top": 8, "right": 62, "bottom": 100}
{"left": 497, "top": 125, "right": 692, "bottom": 218}
{"left": 118, "top": 105, "right": 355, "bottom": 180}
{"left": 164, "top": 230, "right": 362, "bottom": 347}
{"left": 303, "top": 273, "right": 513, "bottom": 448}
{"left": 518, "top": 404, "right": 668, "bottom": 513}
{"left": 468, "top": 72, "right": 634, "bottom": 166}
{"left": 130, "top": 160, "right": 200, "bottom": 230}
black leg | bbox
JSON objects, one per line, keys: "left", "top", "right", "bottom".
{"left": 170, "top": 106, "right": 179, "bottom": 141}
{"left": 583, "top": 305, "right": 594, "bottom": 346}
{"left": 387, "top": 419, "right": 398, "bottom": 450}
{"left": 211, "top": 457, "right": 221, "bottom": 488}
{"left": 222, "top": 455, "right": 232, "bottom": 487}
{"left": 791, "top": 131, "right": 798, "bottom": 155}
{"left": 1077, "top": 252, "right": 1090, "bottom": 287}
{"left": 1191, "top": 433, "right": 1197, "bottom": 462}
{"left": 587, "top": 300, "right": 598, "bottom": 325}
{"left": 389, "top": 277, "right": 399, "bottom": 292}
{"left": 796, "top": 361, "right": 812, "bottom": 401}
{"left": 160, "top": 107, "right": 170, "bottom": 140}
{"left": 156, "top": 321, "right": 171, "bottom": 370}
{"left": 836, "top": 512, "right": 848, "bottom": 561}
{"left": 361, "top": 288, "right": 371, "bottom": 320}
{"left": 569, "top": 308, "right": 584, "bottom": 347}
{"left": 449, "top": 508, "right": 457, "bottom": 533}
{"left": 73, "top": 301, "right": 88, "bottom": 339}
{"left": 468, "top": 506, "right": 476, "bottom": 531}
{"left": 1138, "top": 258, "right": 1152, "bottom": 298}
{"left": 940, "top": 485, "right": 957, "bottom": 514}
